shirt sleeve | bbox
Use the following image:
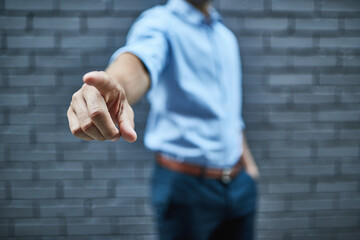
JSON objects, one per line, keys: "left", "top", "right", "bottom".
{"left": 109, "top": 8, "right": 169, "bottom": 90}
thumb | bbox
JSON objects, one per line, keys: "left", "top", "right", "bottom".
{"left": 83, "top": 71, "right": 119, "bottom": 100}
{"left": 118, "top": 102, "right": 137, "bottom": 143}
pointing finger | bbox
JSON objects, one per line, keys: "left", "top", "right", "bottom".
{"left": 117, "top": 102, "right": 137, "bottom": 143}
{"left": 83, "top": 71, "right": 120, "bottom": 100}
{"left": 83, "top": 85, "right": 120, "bottom": 141}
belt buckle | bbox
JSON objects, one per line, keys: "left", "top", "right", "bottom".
{"left": 221, "top": 168, "right": 232, "bottom": 184}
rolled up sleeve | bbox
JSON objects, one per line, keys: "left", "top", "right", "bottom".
{"left": 109, "top": 8, "right": 169, "bottom": 90}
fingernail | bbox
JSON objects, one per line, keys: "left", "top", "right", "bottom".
{"left": 110, "top": 136, "right": 120, "bottom": 142}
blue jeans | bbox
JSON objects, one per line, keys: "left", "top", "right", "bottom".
{"left": 151, "top": 163, "right": 258, "bottom": 240}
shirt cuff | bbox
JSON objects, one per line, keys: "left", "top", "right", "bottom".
{"left": 109, "top": 45, "right": 158, "bottom": 91}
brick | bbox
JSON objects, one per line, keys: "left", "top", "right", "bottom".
{"left": 269, "top": 74, "right": 313, "bottom": 85}
{"left": 336, "top": 232, "right": 360, "bottom": 240}
{"left": 86, "top": 17, "right": 134, "bottom": 31}
{"left": 292, "top": 165, "right": 335, "bottom": 176}
{"left": 14, "top": 219, "right": 60, "bottom": 236}
{"left": 315, "top": 215, "right": 358, "bottom": 228}
{"left": 92, "top": 167, "right": 136, "bottom": 179}
{"left": 9, "top": 112, "right": 56, "bottom": 125}
{"left": 320, "top": 37, "right": 360, "bottom": 49}
{"left": 0, "top": 94, "right": 28, "bottom": 106}
{"left": 0, "top": 219, "right": 10, "bottom": 236}
{"left": 316, "top": 181, "right": 358, "bottom": 192}
{"left": 257, "top": 230, "right": 284, "bottom": 240}
{"left": 342, "top": 55, "right": 360, "bottom": 67}
{"left": 321, "top": 0, "right": 360, "bottom": 12}
{"left": 0, "top": 183, "right": 5, "bottom": 199}
{"left": 5, "top": 0, "right": 54, "bottom": 10}
{"left": 339, "top": 199, "right": 360, "bottom": 210}
{"left": 291, "top": 230, "right": 339, "bottom": 240}
{"left": 39, "top": 199, "right": 84, "bottom": 217}
{"left": 7, "top": 36, "right": 55, "bottom": 49}
{"left": 38, "top": 162, "right": 83, "bottom": 180}
{"left": 0, "top": 16, "right": 26, "bottom": 29}
{"left": 60, "top": 0, "right": 106, "bottom": 11}
{"left": 344, "top": 18, "right": 360, "bottom": 30}
{"left": 116, "top": 186, "right": 149, "bottom": 198}
{"left": 270, "top": 37, "right": 313, "bottom": 48}
{"left": 269, "top": 112, "right": 312, "bottom": 122}
{"left": 12, "top": 181, "right": 57, "bottom": 199}
{"left": 269, "top": 148, "right": 311, "bottom": 158}
{"left": 0, "top": 200, "right": 33, "bottom": 218}
{"left": 9, "top": 74, "right": 56, "bottom": 87}
{"left": 294, "top": 55, "right": 337, "bottom": 67}
{"left": 34, "top": 95, "right": 70, "bottom": 106}
{"left": 341, "top": 164, "right": 360, "bottom": 174}
{"left": 33, "top": 17, "right": 80, "bottom": 30}
{"left": 340, "top": 130, "right": 360, "bottom": 140}
{"left": 269, "top": 182, "right": 310, "bottom": 193}
{"left": 245, "top": 18, "right": 288, "bottom": 30}
{"left": 293, "top": 93, "right": 336, "bottom": 104}
{"left": 238, "top": 37, "right": 263, "bottom": 48}
{"left": 63, "top": 180, "right": 108, "bottom": 198}
{"left": 243, "top": 55, "right": 291, "bottom": 67}
{"left": 66, "top": 218, "right": 112, "bottom": 235}
{"left": 243, "top": 93, "right": 287, "bottom": 104}
{"left": 258, "top": 199, "right": 286, "bottom": 212}
{"left": 36, "top": 132, "right": 84, "bottom": 143}
{"left": 219, "top": 0, "right": 264, "bottom": 11}
{"left": 272, "top": 0, "right": 315, "bottom": 12}
{"left": 223, "top": 16, "right": 241, "bottom": 32}
{"left": 0, "top": 56, "right": 29, "bottom": 68}
{"left": 63, "top": 150, "right": 109, "bottom": 161}
{"left": 317, "top": 111, "right": 359, "bottom": 122}
{"left": 295, "top": 18, "right": 339, "bottom": 30}
{"left": 35, "top": 55, "right": 82, "bottom": 68}
{"left": 86, "top": 53, "right": 113, "bottom": 68}
{"left": 61, "top": 35, "right": 108, "bottom": 49}
{"left": 93, "top": 203, "right": 137, "bottom": 217}
{"left": 0, "top": 163, "right": 32, "bottom": 180}
{"left": 117, "top": 224, "right": 155, "bottom": 235}
{"left": 291, "top": 199, "right": 334, "bottom": 211}
{"left": 258, "top": 216, "right": 309, "bottom": 229}
{"left": 319, "top": 74, "right": 360, "bottom": 85}
{"left": 10, "top": 145, "right": 57, "bottom": 162}
{"left": 317, "top": 146, "right": 358, "bottom": 158}
{"left": 114, "top": 0, "right": 161, "bottom": 11}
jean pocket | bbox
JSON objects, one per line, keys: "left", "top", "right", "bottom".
{"left": 243, "top": 169, "right": 258, "bottom": 186}
{"left": 151, "top": 163, "right": 177, "bottom": 207}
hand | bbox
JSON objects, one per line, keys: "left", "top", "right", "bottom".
{"left": 67, "top": 71, "right": 137, "bottom": 142}
{"left": 245, "top": 164, "right": 260, "bottom": 181}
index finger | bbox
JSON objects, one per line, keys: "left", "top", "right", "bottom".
{"left": 83, "top": 86, "right": 120, "bottom": 141}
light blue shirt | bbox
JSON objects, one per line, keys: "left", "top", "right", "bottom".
{"left": 110, "top": 0, "right": 245, "bottom": 168}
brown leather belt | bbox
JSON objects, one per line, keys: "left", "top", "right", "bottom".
{"left": 156, "top": 154, "right": 245, "bottom": 183}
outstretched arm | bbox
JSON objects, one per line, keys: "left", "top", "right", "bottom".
{"left": 67, "top": 53, "right": 150, "bottom": 143}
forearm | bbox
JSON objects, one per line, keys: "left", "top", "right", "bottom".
{"left": 105, "top": 52, "right": 151, "bottom": 105}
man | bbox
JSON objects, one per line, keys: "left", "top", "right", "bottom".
{"left": 67, "top": 0, "right": 260, "bottom": 239}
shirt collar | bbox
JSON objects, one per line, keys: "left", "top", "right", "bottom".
{"left": 166, "top": 0, "right": 222, "bottom": 25}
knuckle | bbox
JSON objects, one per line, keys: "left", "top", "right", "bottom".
{"left": 89, "top": 108, "right": 105, "bottom": 120}
{"left": 71, "top": 127, "right": 83, "bottom": 137}
{"left": 81, "top": 121, "right": 94, "bottom": 132}
{"left": 105, "top": 131, "right": 118, "bottom": 140}
{"left": 71, "top": 93, "right": 78, "bottom": 102}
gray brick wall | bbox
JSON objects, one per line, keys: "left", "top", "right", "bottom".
{"left": 0, "top": 0, "right": 359, "bottom": 239}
